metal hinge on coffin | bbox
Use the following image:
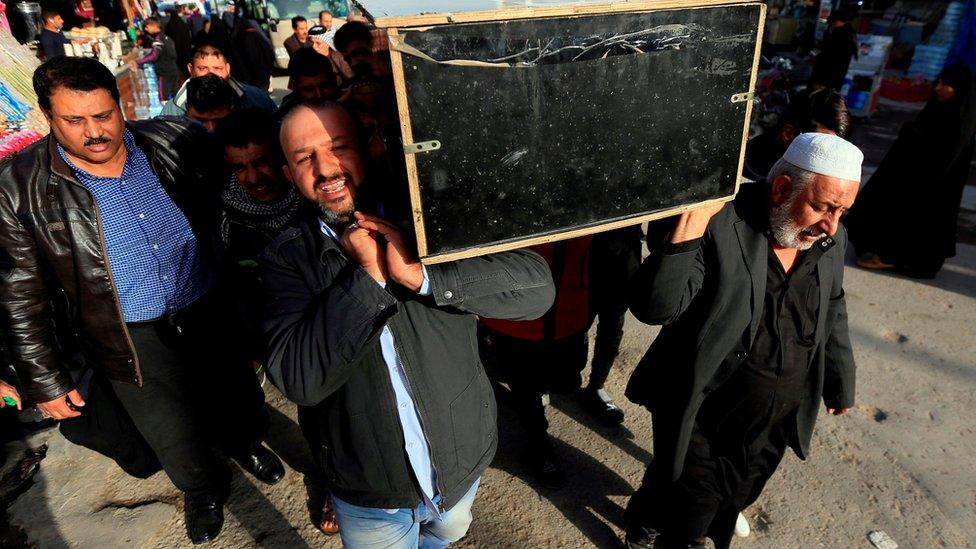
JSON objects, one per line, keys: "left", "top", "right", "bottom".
{"left": 403, "top": 140, "right": 441, "bottom": 154}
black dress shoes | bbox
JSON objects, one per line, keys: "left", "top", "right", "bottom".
{"left": 582, "top": 387, "right": 625, "bottom": 427}
{"left": 527, "top": 438, "right": 565, "bottom": 490}
{"left": 184, "top": 494, "right": 224, "bottom": 544}
{"left": 232, "top": 443, "right": 285, "bottom": 485}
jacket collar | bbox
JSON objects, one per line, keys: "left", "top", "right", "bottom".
{"left": 47, "top": 135, "right": 75, "bottom": 183}
{"left": 300, "top": 212, "right": 343, "bottom": 265}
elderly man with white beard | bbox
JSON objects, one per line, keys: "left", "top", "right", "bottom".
{"left": 622, "top": 133, "right": 862, "bottom": 549}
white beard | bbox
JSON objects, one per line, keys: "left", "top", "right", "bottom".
{"left": 769, "top": 198, "right": 826, "bottom": 250}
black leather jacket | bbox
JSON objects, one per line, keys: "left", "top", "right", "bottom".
{"left": 260, "top": 216, "right": 554, "bottom": 511}
{"left": 0, "top": 119, "right": 217, "bottom": 403}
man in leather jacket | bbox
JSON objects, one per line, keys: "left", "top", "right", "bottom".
{"left": 261, "top": 100, "right": 555, "bottom": 547}
{"left": 0, "top": 57, "right": 282, "bottom": 544}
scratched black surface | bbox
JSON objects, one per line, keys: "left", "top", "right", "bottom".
{"left": 398, "top": 5, "right": 761, "bottom": 256}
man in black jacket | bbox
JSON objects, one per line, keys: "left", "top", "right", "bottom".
{"left": 261, "top": 101, "right": 555, "bottom": 547}
{"left": 0, "top": 57, "right": 282, "bottom": 544}
{"left": 624, "top": 133, "right": 862, "bottom": 549}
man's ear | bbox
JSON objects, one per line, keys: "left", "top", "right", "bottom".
{"left": 186, "top": 62, "right": 193, "bottom": 75}
{"left": 282, "top": 163, "right": 295, "bottom": 184}
{"left": 769, "top": 174, "right": 793, "bottom": 207}
{"left": 778, "top": 124, "right": 797, "bottom": 145}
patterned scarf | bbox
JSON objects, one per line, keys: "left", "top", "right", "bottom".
{"left": 220, "top": 175, "right": 300, "bottom": 232}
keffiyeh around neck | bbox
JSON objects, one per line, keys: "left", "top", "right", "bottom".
{"left": 221, "top": 174, "right": 300, "bottom": 232}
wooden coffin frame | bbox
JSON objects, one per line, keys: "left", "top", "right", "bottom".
{"left": 363, "top": 0, "right": 766, "bottom": 264}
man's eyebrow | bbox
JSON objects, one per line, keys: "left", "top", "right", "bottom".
{"left": 290, "top": 145, "right": 312, "bottom": 155}
{"left": 817, "top": 200, "right": 844, "bottom": 208}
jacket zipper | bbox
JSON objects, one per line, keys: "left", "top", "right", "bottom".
{"left": 69, "top": 178, "right": 142, "bottom": 385}
{"left": 387, "top": 313, "right": 447, "bottom": 514}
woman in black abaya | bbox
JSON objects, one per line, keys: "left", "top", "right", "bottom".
{"left": 846, "top": 64, "right": 976, "bottom": 278}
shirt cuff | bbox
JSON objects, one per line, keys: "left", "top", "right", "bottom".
{"left": 663, "top": 238, "right": 703, "bottom": 255}
{"left": 418, "top": 265, "right": 432, "bottom": 296}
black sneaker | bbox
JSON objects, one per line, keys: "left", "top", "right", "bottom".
{"left": 527, "top": 441, "right": 565, "bottom": 489}
{"left": 624, "top": 524, "right": 659, "bottom": 549}
{"left": 582, "top": 387, "right": 625, "bottom": 427}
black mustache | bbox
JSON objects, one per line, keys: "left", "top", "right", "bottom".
{"left": 84, "top": 137, "right": 111, "bottom": 146}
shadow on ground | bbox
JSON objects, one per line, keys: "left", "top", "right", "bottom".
{"left": 487, "top": 383, "right": 645, "bottom": 548}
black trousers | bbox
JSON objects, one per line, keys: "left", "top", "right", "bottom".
{"left": 487, "top": 331, "right": 589, "bottom": 440}
{"left": 627, "top": 419, "right": 789, "bottom": 549}
{"left": 588, "top": 305, "right": 627, "bottom": 391}
{"left": 96, "top": 291, "right": 267, "bottom": 498}
{"left": 59, "top": 372, "right": 162, "bottom": 479}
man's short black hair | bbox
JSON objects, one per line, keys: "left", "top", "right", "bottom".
{"left": 144, "top": 16, "right": 160, "bottom": 29}
{"left": 186, "top": 74, "right": 235, "bottom": 113}
{"left": 33, "top": 56, "right": 120, "bottom": 112}
{"left": 215, "top": 108, "right": 280, "bottom": 154}
{"left": 781, "top": 87, "right": 851, "bottom": 138}
{"left": 41, "top": 9, "right": 60, "bottom": 22}
{"left": 291, "top": 15, "right": 306, "bottom": 29}
{"left": 334, "top": 21, "right": 373, "bottom": 53}
{"left": 287, "top": 47, "right": 335, "bottom": 80}
{"left": 318, "top": 10, "right": 331, "bottom": 18}
{"left": 191, "top": 41, "right": 227, "bottom": 61}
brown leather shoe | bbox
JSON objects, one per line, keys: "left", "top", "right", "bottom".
{"left": 317, "top": 496, "right": 340, "bottom": 535}
{"left": 856, "top": 253, "right": 895, "bottom": 270}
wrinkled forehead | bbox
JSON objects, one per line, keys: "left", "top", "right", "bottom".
{"left": 807, "top": 174, "right": 860, "bottom": 205}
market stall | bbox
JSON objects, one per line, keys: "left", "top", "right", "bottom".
{"left": 0, "top": 27, "right": 47, "bottom": 159}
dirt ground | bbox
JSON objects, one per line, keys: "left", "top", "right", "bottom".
{"left": 2, "top": 102, "right": 975, "bottom": 548}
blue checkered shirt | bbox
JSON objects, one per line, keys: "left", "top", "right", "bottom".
{"left": 58, "top": 130, "right": 211, "bottom": 322}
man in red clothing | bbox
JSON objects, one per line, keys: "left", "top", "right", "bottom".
{"left": 481, "top": 228, "right": 640, "bottom": 488}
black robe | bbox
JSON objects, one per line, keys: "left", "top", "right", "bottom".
{"left": 164, "top": 13, "right": 193, "bottom": 80}
{"left": 230, "top": 18, "right": 275, "bottom": 91}
{"left": 811, "top": 24, "right": 858, "bottom": 91}
{"left": 845, "top": 64, "right": 976, "bottom": 277}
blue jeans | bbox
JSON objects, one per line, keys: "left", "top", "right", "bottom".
{"left": 331, "top": 479, "right": 480, "bottom": 549}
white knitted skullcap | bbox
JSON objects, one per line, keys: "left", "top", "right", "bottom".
{"left": 782, "top": 132, "right": 863, "bottom": 182}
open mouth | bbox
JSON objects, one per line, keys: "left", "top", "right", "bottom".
{"left": 800, "top": 228, "right": 825, "bottom": 240}
{"left": 316, "top": 177, "right": 347, "bottom": 199}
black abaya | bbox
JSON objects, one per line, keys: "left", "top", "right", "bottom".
{"left": 811, "top": 24, "right": 858, "bottom": 91}
{"left": 845, "top": 64, "right": 976, "bottom": 277}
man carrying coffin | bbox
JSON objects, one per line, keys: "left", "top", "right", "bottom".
{"left": 624, "top": 133, "right": 862, "bottom": 549}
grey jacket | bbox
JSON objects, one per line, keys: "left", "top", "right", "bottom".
{"left": 259, "top": 216, "right": 554, "bottom": 510}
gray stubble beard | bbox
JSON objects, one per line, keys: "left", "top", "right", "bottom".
{"left": 318, "top": 197, "right": 356, "bottom": 228}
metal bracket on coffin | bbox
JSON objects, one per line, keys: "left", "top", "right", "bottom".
{"left": 730, "top": 92, "right": 755, "bottom": 103}
{"left": 403, "top": 140, "right": 441, "bottom": 154}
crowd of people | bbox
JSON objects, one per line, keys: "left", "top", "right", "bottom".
{"left": 1, "top": 9, "right": 975, "bottom": 549}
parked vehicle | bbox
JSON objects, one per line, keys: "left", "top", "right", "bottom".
{"left": 230, "top": 0, "right": 348, "bottom": 68}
